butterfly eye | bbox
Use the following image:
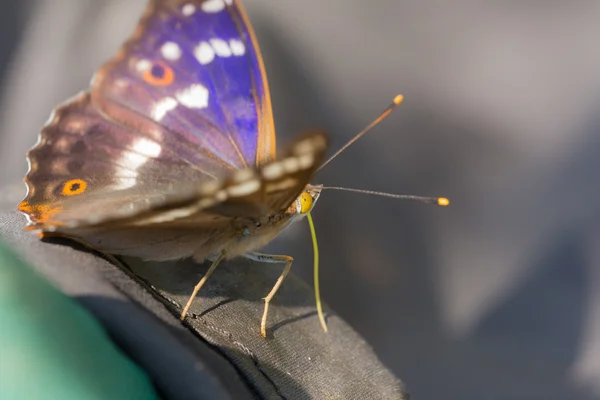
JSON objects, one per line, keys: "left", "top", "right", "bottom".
{"left": 143, "top": 62, "right": 175, "bottom": 86}
{"left": 299, "top": 192, "right": 313, "bottom": 214}
{"left": 61, "top": 179, "right": 87, "bottom": 196}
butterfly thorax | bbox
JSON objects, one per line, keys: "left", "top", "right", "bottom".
{"left": 194, "top": 184, "right": 322, "bottom": 261}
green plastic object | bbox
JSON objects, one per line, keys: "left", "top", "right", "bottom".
{"left": 0, "top": 240, "right": 159, "bottom": 400}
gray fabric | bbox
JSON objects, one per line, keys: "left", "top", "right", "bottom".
{"left": 0, "top": 210, "right": 408, "bottom": 399}
{"left": 126, "top": 257, "right": 406, "bottom": 400}
{"left": 0, "top": 211, "right": 253, "bottom": 400}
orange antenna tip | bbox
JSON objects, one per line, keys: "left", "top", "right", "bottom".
{"left": 393, "top": 94, "right": 404, "bottom": 105}
{"left": 437, "top": 197, "right": 450, "bottom": 207}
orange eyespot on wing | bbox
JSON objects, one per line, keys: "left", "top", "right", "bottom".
{"left": 142, "top": 62, "right": 175, "bottom": 86}
{"left": 61, "top": 179, "right": 88, "bottom": 196}
{"left": 299, "top": 192, "right": 313, "bottom": 214}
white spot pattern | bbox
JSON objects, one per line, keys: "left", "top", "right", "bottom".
{"left": 215, "top": 190, "right": 227, "bottom": 201}
{"left": 233, "top": 169, "right": 255, "bottom": 183}
{"left": 210, "top": 39, "right": 232, "bottom": 57}
{"left": 201, "top": 0, "right": 227, "bottom": 13}
{"left": 132, "top": 138, "right": 162, "bottom": 159}
{"left": 114, "top": 138, "right": 162, "bottom": 190}
{"left": 227, "top": 180, "right": 261, "bottom": 197}
{"left": 282, "top": 158, "right": 300, "bottom": 173}
{"left": 152, "top": 97, "right": 178, "bottom": 121}
{"left": 298, "top": 154, "right": 315, "bottom": 169}
{"left": 182, "top": 4, "right": 196, "bottom": 16}
{"left": 262, "top": 163, "right": 285, "bottom": 180}
{"left": 161, "top": 42, "right": 182, "bottom": 61}
{"left": 194, "top": 38, "right": 246, "bottom": 66}
{"left": 176, "top": 84, "right": 210, "bottom": 109}
{"left": 136, "top": 59, "right": 152, "bottom": 73}
{"left": 194, "top": 41, "right": 215, "bottom": 65}
{"left": 229, "top": 39, "right": 246, "bottom": 56}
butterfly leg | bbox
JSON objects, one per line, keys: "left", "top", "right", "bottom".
{"left": 180, "top": 250, "right": 227, "bottom": 321}
{"left": 246, "top": 252, "right": 293, "bottom": 337}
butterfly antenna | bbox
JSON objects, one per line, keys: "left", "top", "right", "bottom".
{"left": 316, "top": 94, "right": 404, "bottom": 172}
{"left": 322, "top": 186, "right": 450, "bottom": 207}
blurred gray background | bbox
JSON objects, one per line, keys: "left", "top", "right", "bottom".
{"left": 2, "top": 1, "right": 600, "bottom": 399}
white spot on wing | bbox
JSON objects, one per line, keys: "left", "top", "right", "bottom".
{"left": 298, "top": 153, "right": 315, "bottom": 169}
{"left": 135, "top": 206, "right": 198, "bottom": 224}
{"left": 136, "top": 59, "right": 152, "bottom": 73}
{"left": 133, "top": 137, "right": 162, "bottom": 158}
{"left": 282, "top": 157, "right": 300, "bottom": 173}
{"left": 125, "top": 141, "right": 159, "bottom": 170}
{"left": 152, "top": 97, "right": 178, "bottom": 121}
{"left": 227, "top": 180, "right": 261, "bottom": 197}
{"left": 233, "top": 169, "right": 255, "bottom": 183}
{"left": 114, "top": 138, "right": 162, "bottom": 190}
{"left": 176, "top": 84, "right": 209, "bottom": 109}
{"left": 229, "top": 39, "right": 246, "bottom": 56}
{"left": 215, "top": 190, "right": 227, "bottom": 201}
{"left": 202, "top": 0, "right": 226, "bottom": 13}
{"left": 210, "top": 39, "right": 232, "bottom": 57}
{"left": 198, "top": 180, "right": 220, "bottom": 195}
{"left": 262, "top": 163, "right": 285, "bottom": 180}
{"left": 161, "top": 42, "right": 182, "bottom": 61}
{"left": 182, "top": 4, "right": 196, "bottom": 16}
{"left": 296, "top": 141, "right": 316, "bottom": 154}
{"left": 195, "top": 41, "right": 215, "bottom": 65}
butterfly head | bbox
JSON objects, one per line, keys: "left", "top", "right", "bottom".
{"left": 290, "top": 184, "right": 322, "bottom": 219}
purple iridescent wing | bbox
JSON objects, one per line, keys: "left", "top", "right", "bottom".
{"left": 19, "top": 91, "right": 225, "bottom": 227}
{"left": 18, "top": 0, "right": 327, "bottom": 235}
{"left": 19, "top": 0, "right": 275, "bottom": 227}
{"left": 92, "top": 0, "right": 276, "bottom": 170}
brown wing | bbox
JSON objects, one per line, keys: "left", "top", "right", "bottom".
{"left": 19, "top": 92, "right": 230, "bottom": 229}
{"left": 19, "top": 0, "right": 283, "bottom": 231}
{"left": 27, "top": 131, "right": 327, "bottom": 234}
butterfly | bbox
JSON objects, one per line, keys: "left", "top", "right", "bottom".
{"left": 18, "top": 0, "right": 446, "bottom": 337}
{"left": 18, "top": 0, "right": 331, "bottom": 338}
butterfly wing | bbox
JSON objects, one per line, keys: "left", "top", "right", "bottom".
{"left": 92, "top": 0, "right": 276, "bottom": 169}
{"left": 25, "top": 131, "right": 327, "bottom": 234}
{"left": 20, "top": 0, "right": 279, "bottom": 229}
{"left": 19, "top": 92, "right": 219, "bottom": 227}
{"left": 76, "top": 131, "right": 327, "bottom": 260}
